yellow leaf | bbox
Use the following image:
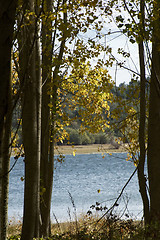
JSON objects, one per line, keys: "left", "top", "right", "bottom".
{"left": 73, "top": 150, "right": 76, "bottom": 156}
{"left": 48, "top": 103, "right": 53, "bottom": 108}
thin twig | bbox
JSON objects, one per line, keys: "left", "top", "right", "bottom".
{"left": 96, "top": 166, "right": 138, "bottom": 223}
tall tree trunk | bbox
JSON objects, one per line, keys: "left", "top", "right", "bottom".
{"left": 21, "top": 67, "right": 39, "bottom": 240}
{"left": 147, "top": 49, "right": 160, "bottom": 220}
{"left": 147, "top": 0, "right": 160, "bottom": 233}
{"left": 40, "top": 0, "right": 53, "bottom": 236}
{"left": 19, "top": 0, "right": 41, "bottom": 239}
{"left": 138, "top": 40, "right": 150, "bottom": 225}
{"left": 0, "top": 1, "right": 17, "bottom": 239}
{"left": 137, "top": 0, "right": 150, "bottom": 226}
{"left": 1, "top": 88, "right": 12, "bottom": 240}
{"left": 34, "top": 1, "right": 42, "bottom": 237}
{"left": 40, "top": 0, "right": 66, "bottom": 236}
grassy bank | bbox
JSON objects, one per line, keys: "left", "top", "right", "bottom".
{"left": 12, "top": 144, "right": 127, "bottom": 157}
{"left": 54, "top": 143, "right": 127, "bottom": 155}
{"left": 8, "top": 214, "right": 144, "bottom": 239}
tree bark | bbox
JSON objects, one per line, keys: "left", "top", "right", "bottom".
{"left": 138, "top": 40, "right": 150, "bottom": 225}
{"left": 40, "top": 0, "right": 53, "bottom": 236}
{"left": 148, "top": 45, "right": 160, "bottom": 221}
{"left": 40, "top": 0, "right": 66, "bottom": 236}
{"left": 137, "top": 0, "right": 150, "bottom": 226}
{"left": 19, "top": 0, "right": 41, "bottom": 239}
{"left": 147, "top": 0, "right": 160, "bottom": 232}
{"left": 0, "top": 1, "right": 17, "bottom": 239}
{"left": 34, "top": 2, "right": 41, "bottom": 236}
{"left": 1, "top": 87, "right": 12, "bottom": 240}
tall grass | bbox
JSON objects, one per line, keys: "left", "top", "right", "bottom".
{"left": 8, "top": 215, "right": 145, "bottom": 239}
{"left": 8, "top": 193, "right": 145, "bottom": 239}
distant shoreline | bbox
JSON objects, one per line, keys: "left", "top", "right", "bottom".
{"left": 54, "top": 143, "right": 127, "bottom": 155}
{"left": 11, "top": 144, "right": 127, "bottom": 157}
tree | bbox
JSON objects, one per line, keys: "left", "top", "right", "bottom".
{"left": 137, "top": 0, "right": 150, "bottom": 227}
{"left": 104, "top": 0, "right": 160, "bottom": 235}
{"left": 40, "top": 0, "right": 67, "bottom": 235}
{"left": 17, "top": 0, "right": 41, "bottom": 239}
{"left": 147, "top": 0, "right": 160, "bottom": 233}
{"left": 39, "top": 0, "right": 113, "bottom": 237}
{"left": 15, "top": 0, "right": 113, "bottom": 238}
{"left": 40, "top": 0, "right": 53, "bottom": 236}
{"left": 0, "top": 1, "right": 17, "bottom": 239}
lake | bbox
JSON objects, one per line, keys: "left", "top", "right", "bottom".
{"left": 9, "top": 152, "right": 143, "bottom": 223}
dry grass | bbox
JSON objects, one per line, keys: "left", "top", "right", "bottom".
{"left": 8, "top": 220, "right": 22, "bottom": 238}
{"left": 54, "top": 143, "right": 127, "bottom": 155}
{"left": 8, "top": 214, "right": 145, "bottom": 240}
{"left": 12, "top": 144, "right": 127, "bottom": 157}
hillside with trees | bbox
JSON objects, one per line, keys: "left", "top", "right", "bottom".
{"left": 12, "top": 80, "right": 141, "bottom": 146}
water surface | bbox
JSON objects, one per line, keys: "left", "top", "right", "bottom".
{"left": 9, "top": 153, "right": 143, "bottom": 222}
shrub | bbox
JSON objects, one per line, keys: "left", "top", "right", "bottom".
{"left": 94, "top": 132, "right": 108, "bottom": 144}
{"left": 67, "top": 128, "right": 82, "bottom": 145}
{"left": 81, "top": 132, "right": 92, "bottom": 145}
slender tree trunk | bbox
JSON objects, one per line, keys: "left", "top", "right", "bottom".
{"left": 40, "top": 0, "right": 66, "bottom": 236}
{"left": 147, "top": 1, "right": 160, "bottom": 234}
{"left": 40, "top": 0, "right": 53, "bottom": 236}
{"left": 137, "top": 0, "right": 150, "bottom": 226}
{"left": 1, "top": 88, "right": 12, "bottom": 240}
{"left": 19, "top": 0, "right": 41, "bottom": 239}
{"left": 0, "top": 1, "right": 17, "bottom": 239}
{"left": 138, "top": 40, "right": 150, "bottom": 226}
{"left": 21, "top": 51, "right": 38, "bottom": 240}
{"left": 34, "top": 2, "right": 41, "bottom": 236}
{"left": 148, "top": 45, "right": 160, "bottom": 223}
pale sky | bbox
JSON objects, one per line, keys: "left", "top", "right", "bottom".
{"left": 106, "top": 32, "right": 140, "bottom": 85}
{"left": 76, "top": 5, "right": 141, "bottom": 86}
{"left": 78, "top": 24, "right": 140, "bottom": 86}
